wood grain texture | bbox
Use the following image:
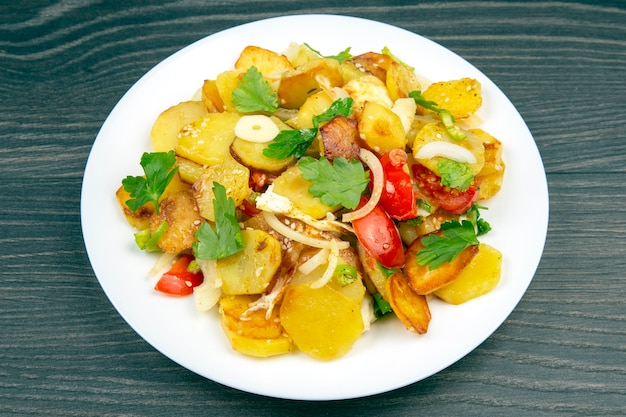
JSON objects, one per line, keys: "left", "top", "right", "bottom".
{"left": 1, "top": 1, "right": 625, "bottom": 416}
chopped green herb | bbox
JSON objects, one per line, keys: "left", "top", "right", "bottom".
{"left": 406, "top": 216, "right": 423, "bottom": 227}
{"left": 122, "top": 151, "right": 178, "bottom": 214}
{"left": 263, "top": 97, "right": 353, "bottom": 160}
{"left": 377, "top": 261, "right": 398, "bottom": 278}
{"left": 304, "top": 43, "right": 353, "bottom": 63}
{"left": 298, "top": 156, "right": 369, "bottom": 210}
{"left": 231, "top": 66, "right": 278, "bottom": 113}
{"left": 192, "top": 182, "right": 244, "bottom": 260}
{"left": 333, "top": 264, "right": 358, "bottom": 286}
{"left": 372, "top": 293, "right": 393, "bottom": 318}
{"left": 416, "top": 220, "right": 479, "bottom": 270}
{"left": 408, "top": 91, "right": 466, "bottom": 141}
{"left": 133, "top": 222, "right": 168, "bottom": 252}
{"left": 438, "top": 158, "right": 474, "bottom": 191}
{"left": 466, "top": 204, "right": 492, "bottom": 236}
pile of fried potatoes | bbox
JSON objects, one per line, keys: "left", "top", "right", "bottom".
{"left": 117, "top": 43, "right": 505, "bottom": 360}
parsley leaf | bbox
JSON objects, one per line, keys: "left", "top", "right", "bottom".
{"left": 192, "top": 182, "right": 244, "bottom": 260}
{"left": 416, "top": 220, "right": 479, "bottom": 270}
{"left": 263, "top": 128, "right": 318, "bottom": 160}
{"left": 438, "top": 158, "right": 474, "bottom": 191}
{"left": 408, "top": 90, "right": 466, "bottom": 141}
{"left": 298, "top": 156, "right": 369, "bottom": 210}
{"left": 231, "top": 66, "right": 278, "bottom": 113}
{"left": 263, "top": 97, "right": 353, "bottom": 160}
{"left": 122, "top": 151, "right": 178, "bottom": 214}
{"left": 304, "top": 43, "right": 353, "bottom": 63}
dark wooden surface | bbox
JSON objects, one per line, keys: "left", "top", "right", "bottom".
{"left": 1, "top": 1, "right": 625, "bottom": 415}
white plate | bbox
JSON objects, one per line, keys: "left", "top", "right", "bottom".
{"left": 81, "top": 14, "right": 549, "bottom": 401}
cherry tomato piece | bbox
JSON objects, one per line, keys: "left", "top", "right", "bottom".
{"left": 411, "top": 164, "right": 480, "bottom": 215}
{"left": 375, "top": 149, "right": 418, "bottom": 221}
{"left": 352, "top": 197, "right": 405, "bottom": 269}
{"left": 154, "top": 254, "right": 203, "bottom": 296}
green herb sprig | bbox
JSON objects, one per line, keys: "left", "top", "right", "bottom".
{"left": 122, "top": 151, "right": 178, "bottom": 214}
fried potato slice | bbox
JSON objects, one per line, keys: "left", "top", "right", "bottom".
{"left": 404, "top": 235, "right": 479, "bottom": 295}
{"left": 150, "top": 188, "right": 202, "bottom": 254}
{"left": 385, "top": 271, "right": 431, "bottom": 334}
{"left": 277, "top": 58, "right": 344, "bottom": 109}
{"left": 420, "top": 78, "right": 482, "bottom": 119}
{"left": 150, "top": 101, "right": 209, "bottom": 152}
{"left": 434, "top": 243, "right": 502, "bottom": 304}
{"left": 351, "top": 51, "right": 393, "bottom": 82}
{"left": 234, "top": 45, "right": 294, "bottom": 76}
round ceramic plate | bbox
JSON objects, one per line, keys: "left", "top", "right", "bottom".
{"left": 81, "top": 14, "right": 549, "bottom": 401}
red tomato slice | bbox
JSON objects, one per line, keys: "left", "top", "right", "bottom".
{"left": 352, "top": 197, "right": 405, "bottom": 269}
{"left": 375, "top": 149, "right": 418, "bottom": 221}
{"left": 154, "top": 254, "right": 203, "bottom": 296}
{"left": 411, "top": 163, "right": 480, "bottom": 215}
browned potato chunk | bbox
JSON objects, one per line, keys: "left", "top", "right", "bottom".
{"left": 234, "top": 45, "right": 294, "bottom": 75}
{"left": 215, "top": 69, "right": 243, "bottom": 112}
{"left": 356, "top": 241, "right": 389, "bottom": 299}
{"left": 150, "top": 101, "right": 209, "bottom": 152}
{"left": 404, "top": 234, "right": 479, "bottom": 294}
{"left": 351, "top": 51, "right": 393, "bottom": 82}
{"left": 219, "top": 294, "right": 293, "bottom": 357}
{"left": 433, "top": 243, "right": 502, "bottom": 304}
{"left": 201, "top": 79, "right": 224, "bottom": 113}
{"left": 421, "top": 78, "right": 482, "bottom": 119}
{"left": 149, "top": 188, "right": 202, "bottom": 254}
{"left": 320, "top": 116, "right": 361, "bottom": 161}
{"left": 386, "top": 61, "right": 421, "bottom": 101}
{"left": 175, "top": 156, "right": 205, "bottom": 184}
{"left": 385, "top": 271, "right": 431, "bottom": 334}
{"left": 192, "top": 157, "right": 250, "bottom": 222}
{"left": 277, "top": 58, "right": 343, "bottom": 109}
{"left": 217, "top": 229, "right": 282, "bottom": 295}
{"left": 294, "top": 90, "right": 334, "bottom": 129}
{"left": 358, "top": 100, "right": 406, "bottom": 154}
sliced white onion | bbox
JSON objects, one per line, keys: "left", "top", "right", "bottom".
{"left": 310, "top": 240, "right": 339, "bottom": 289}
{"left": 263, "top": 211, "right": 350, "bottom": 250}
{"left": 234, "top": 114, "right": 279, "bottom": 143}
{"left": 414, "top": 141, "right": 477, "bottom": 164}
{"left": 342, "top": 148, "right": 384, "bottom": 223}
{"left": 298, "top": 247, "right": 330, "bottom": 275}
{"left": 193, "top": 259, "right": 221, "bottom": 312}
{"left": 148, "top": 252, "right": 177, "bottom": 277}
{"left": 243, "top": 274, "right": 287, "bottom": 320}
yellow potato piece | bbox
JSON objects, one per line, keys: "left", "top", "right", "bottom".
{"left": 421, "top": 78, "right": 482, "bottom": 119}
{"left": 219, "top": 294, "right": 293, "bottom": 358}
{"left": 176, "top": 112, "right": 241, "bottom": 167}
{"left": 150, "top": 101, "right": 209, "bottom": 152}
{"left": 280, "top": 284, "right": 364, "bottom": 361}
{"left": 434, "top": 243, "right": 502, "bottom": 304}
{"left": 271, "top": 165, "right": 339, "bottom": 219}
{"left": 217, "top": 229, "right": 282, "bottom": 295}
{"left": 358, "top": 100, "right": 406, "bottom": 154}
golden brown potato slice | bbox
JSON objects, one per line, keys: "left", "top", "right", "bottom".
{"left": 420, "top": 78, "right": 482, "bottom": 119}
{"left": 358, "top": 100, "right": 406, "bottom": 154}
{"left": 434, "top": 243, "right": 502, "bottom": 304}
{"left": 150, "top": 101, "right": 209, "bottom": 152}
{"left": 234, "top": 45, "right": 294, "bottom": 75}
{"left": 404, "top": 234, "right": 479, "bottom": 295}
{"left": 356, "top": 241, "right": 389, "bottom": 299}
{"left": 219, "top": 294, "right": 293, "bottom": 357}
{"left": 386, "top": 61, "right": 421, "bottom": 101}
{"left": 149, "top": 188, "right": 202, "bottom": 254}
{"left": 294, "top": 90, "right": 334, "bottom": 129}
{"left": 217, "top": 229, "right": 282, "bottom": 295}
{"left": 192, "top": 157, "right": 250, "bottom": 222}
{"left": 175, "top": 112, "right": 241, "bottom": 167}
{"left": 385, "top": 271, "right": 431, "bottom": 334}
{"left": 201, "top": 79, "right": 224, "bottom": 113}
{"left": 351, "top": 51, "right": 393, "bottom": 82}
{"left": 277, "top": 58, "right": 344, "bottom": 109}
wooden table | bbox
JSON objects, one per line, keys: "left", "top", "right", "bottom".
{"left": 1, "top": 1, "right": 624, "bottom": 415}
